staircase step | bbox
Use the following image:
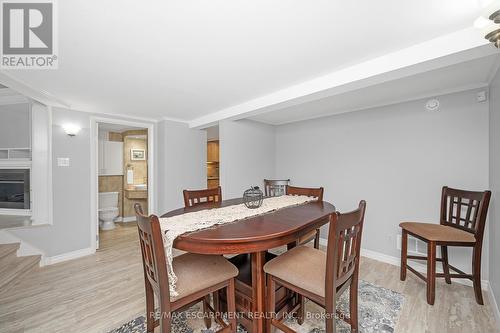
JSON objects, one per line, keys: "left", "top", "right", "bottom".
{"left": 0, "top": 254, "right": 40, "bottom": 294}
{"left": 0, "top": 243, "right": 20, "bottom": 260}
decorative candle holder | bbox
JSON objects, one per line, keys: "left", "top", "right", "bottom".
{"left": 243, "top": 186, "right": 263, "bottom": 209}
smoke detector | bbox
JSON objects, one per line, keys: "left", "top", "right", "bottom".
{"left": 425, "top": 99, "right": 440, "bottom": 112}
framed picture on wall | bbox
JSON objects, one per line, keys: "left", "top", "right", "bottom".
{"left": 131, "top": 149, "right": 146, "bottom": 160}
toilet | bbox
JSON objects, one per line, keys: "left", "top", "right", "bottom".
{"left": 98, "top": 192, "right": 119, "bottom": 230}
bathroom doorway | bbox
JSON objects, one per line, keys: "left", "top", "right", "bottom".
{"left": 90, "top": 118, "right": 155, "bottom": 251}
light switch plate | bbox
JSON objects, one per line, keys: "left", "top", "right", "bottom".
{"left": 57, "top": 157, "right": 70, "bottom": 167}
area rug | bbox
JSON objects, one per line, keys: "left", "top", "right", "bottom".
{"left": 108, "top": 280, "right": 404, "bottom": 333}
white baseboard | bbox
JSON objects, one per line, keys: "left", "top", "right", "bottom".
{"left": 42, "top": 247, "right": 94, "bottom": 266}
{"left": 121, "top": 216, "right": 136, "bottom": 223}
{"left": 487, "top": 284, "right": 500, "bottom": 328}
{"left": 319, "top": 238, "right": 489, "bottom": 290}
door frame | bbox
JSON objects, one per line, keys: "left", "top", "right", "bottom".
{"left": 89, "top": 116, "right": 155, "bottom": 251}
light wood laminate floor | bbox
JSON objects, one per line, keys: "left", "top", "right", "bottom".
{"left": 0, "top": 223, "right": 498, "bottom": 333}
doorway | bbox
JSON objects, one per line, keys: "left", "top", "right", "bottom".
{"left": 90, "top": 117, "right": 155, "bottom": 251}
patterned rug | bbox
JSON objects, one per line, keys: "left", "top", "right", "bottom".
{"left": 108, "top": 280, "right": 404, "bottom": 333}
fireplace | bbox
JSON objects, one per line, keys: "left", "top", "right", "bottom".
{"left": 0, "top": 169, "right": 30, "bottom": 210}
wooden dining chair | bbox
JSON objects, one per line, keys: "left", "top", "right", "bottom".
{"left": 400, "top": 186, "right": 491, "bottom": 305}
{"left": 134, "top": 203, "right": 238, "bottom": 333}
{"left": 183, "top": 186, "right": 222, "bottom": 207}
{"left": 264, "top": 201, "right": 366, "bottom": 333}
{"left": 285, "top": 185, "right": 324, "bottom": 249}
{"left": 264, "top": 179, "right": 290, "bottom": 197}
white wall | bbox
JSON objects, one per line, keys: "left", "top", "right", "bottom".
{"left": 0, "top": 103, "right": 30, "bottom": 148}
{"left": 275, "top": 89, "right": 489, "bottom": 275}
{"left": 206, "top": 125, "right": 219, "bottom": 141}
{"left": 489, "top": 68, "right": 500, "bottom": 306}
{"left": 10, "top": 108, "right": 93, "bottom": 256}
{"left": 157, "top": 120, "right": 206, "bottom": 213}
{"left": 7, "top": 109, "right": 161, "bottom": 257}
{"left": 4, "top": 113, "right": 206, "bottom": 258}
{"left": 219, "top": 120, "right": 275, "bottom": 199}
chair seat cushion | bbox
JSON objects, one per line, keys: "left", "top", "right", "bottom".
{"left": 264, "top": 246, "right": 326, "bottom": 298}
{"left": 399, "top": 222, "right": 476, "bottom": 243}
{"left": 172, "top": 253, "right": 238, "bottom": 301}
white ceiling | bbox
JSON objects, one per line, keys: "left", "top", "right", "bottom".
{"left": 250, "top": 54, "right": 500, "bottom": 125}
{"left": 3, "top": 0, "right": 488, "bottom": 124}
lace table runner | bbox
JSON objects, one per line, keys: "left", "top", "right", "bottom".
{"left": 159, "top": 195, "right": 314, "bottom": 296}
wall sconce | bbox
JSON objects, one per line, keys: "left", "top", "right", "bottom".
{"left": 62, "top": 124, "right": 81, "bottom": 137}
{"left": 475, "top": 0, "right": 500, "bottom": 48}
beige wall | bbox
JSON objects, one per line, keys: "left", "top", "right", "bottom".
{"left": 123, "top": 130, "right": 148, "bottom": 217}
{"left": 124, "top": 136, "right": 148, "bottom": 186}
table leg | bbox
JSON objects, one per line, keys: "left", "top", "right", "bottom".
{"left": 251, "top": 251, "right": 266, "bottom": 333}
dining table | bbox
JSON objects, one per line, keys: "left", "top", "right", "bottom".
{"left": 162, "top": 197, "right": 336, "bottom": 333}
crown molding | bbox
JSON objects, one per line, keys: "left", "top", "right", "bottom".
{"left": 0, "top": 87, "right": 30, "bottom": 105}
{"left": 161, "top": 116, "right": 189, "bottom": 124}
{"left": 0, "top": 71, "right": 70, "bottom": 108}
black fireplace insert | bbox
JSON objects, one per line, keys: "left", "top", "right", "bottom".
{"left": 0, "top": 169, "right": 30, "bottom": 210}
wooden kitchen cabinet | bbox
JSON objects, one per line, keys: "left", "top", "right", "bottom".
{"left": 207, "top": 140, "right": 219, "bottom": 162}
{"left": 207, "top": 179, "right": 219, "bottom": 189}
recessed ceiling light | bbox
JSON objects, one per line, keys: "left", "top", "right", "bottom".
{"left": 425, "top": 99, "right": 440, "bottom": 112}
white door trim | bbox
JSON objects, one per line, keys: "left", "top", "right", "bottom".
{"left": 89, "top": 116, "right": 155, "bottom": 251}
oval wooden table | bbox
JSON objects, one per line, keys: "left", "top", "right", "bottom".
{"left": 162, "top": 198, "right": 336, "bottom": 333}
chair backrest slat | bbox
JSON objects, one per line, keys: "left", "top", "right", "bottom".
{"left": 134, "top": 203, "right": 171, "bottom": 306}
{"left": 183, "top": 186, "right": 222, "bottom": 208}
{"left": 440, "top": 187, "right": 491, "bottom": 237}
{"left": 264, "top": 179, "right": 290, "bottom": 197}
{"left": 325, "top": 201, "right": 366, "bottom": 295}
{"left": 285, "top": 185, "right": 324, "bottom": 201}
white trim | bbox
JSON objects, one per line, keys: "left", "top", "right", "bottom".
{"left": 79, "top": 109, "right": 161, "bottom": 124}
{"left": 189, "top": 28, "right": 494, "bottom": 128}
{"left": 0, "top": 209, "right": 31, "bottom": 216}
{"left": 487, "top": 284, "right": 500, "bottom": 328}
{"left": 30, "top": 104, "right": 53, "bottom": 226}
{"left": 270, "top": 82, "right": 489, "bottom": 126}
{"left": 0, "top": 71, "right": 70, "bottom": 108}
{"left": 42, "top": 247, "right": 93, "bottom": 266}
{"left": 162, "top": 116, "right": 189, "bottom": 123}
{"left": 0, "top": 160, "right": 32, "bottom": 167}
{"left": 90, "top": 116, "right": 155, "bottom": 252}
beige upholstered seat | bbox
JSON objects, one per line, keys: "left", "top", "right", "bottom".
{"left": 264, "top": 245, "right": 326, "bottom": 298}
{"left": 400, "top": 222, "right": 475, "bottom": 243}
{"left": 172, "top": 253, "right": 239, "bottom": 301}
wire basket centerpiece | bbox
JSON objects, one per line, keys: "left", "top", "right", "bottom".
{"left": 243, "top": 186, "right": 264, "bottom": 209}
